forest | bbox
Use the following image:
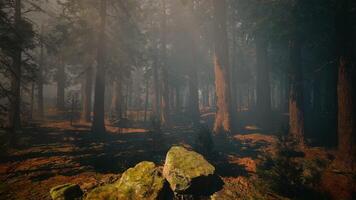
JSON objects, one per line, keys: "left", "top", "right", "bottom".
{"left": 0, "top": 0, "right": 355, "bottom": 199}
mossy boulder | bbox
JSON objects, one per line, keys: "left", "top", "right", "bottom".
{"left": 85, "top": 184, "right": 118, "bottom": 200}
{"left": 163, "top": 146, "right": 217, "bottom": 194}
{"left": 85, "top": 161, "right": 167, "bottom": 200}
{"left": 50, "top": 183, "right": 83, "bottom": 200}
{"left": 115, "top": 161, "right": 167, "bottom": 200}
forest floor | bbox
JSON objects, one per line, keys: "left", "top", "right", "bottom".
{"left": 0, "top": 114, "right": 332, "bottom": 200}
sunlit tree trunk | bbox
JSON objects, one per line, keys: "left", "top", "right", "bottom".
{"left": 335, "top": 0, "right": 355, "bottom": 171}
{"left": 82, "top": 65, "right": 93, "bottom": 122}
{"left": 160, "top": 0, "right": 170, "bottom": 126}
{"left": 288, "top": 37, "right": 305, "bottom": 144}
{"left": 56, "top": 58, "right": 65, "bottom": 111}
{"left": 92, "top": 0, "right": 107, "bottom": 134}
{"left": 212, "top": 0, "right": 233, "bottom": 134}
{"left": 256, "top": 33, "right": 271, "bottom": 127}
{"left": 9, "top": 0, "right": 22, "bottom": 131}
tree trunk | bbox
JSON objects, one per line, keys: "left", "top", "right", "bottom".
{"left": 256, "top": 34, "right": 271, "bottom": 127}
{"left": 175, "top": 86, "right": 181, "bottom": 113}
{"left": 144, "top": 78, "right": 149, "bottom": 122}
{"left": 335, "top": 0, "right": 355, "bottom": 171}
{"left": 152, "top": 56, "right": 160, "bottom": 119}
{"left": 321, "top": 2, "right": 355, "bottom": 199}
{"left": 56, "top": 59, "right": 65, "bottom": 111}
{"left": 110, "top": 79, "right": 122, "bottom": 119}
{"left": 160, "top": 0, "right": 170, "bottom": 127}
{"left": 92, "top": 0, "right": 107, "bottom": 134}
{"left": 82, "top": 65, "right": 93, "bottom": 122}
{"left": 9, "top": 0, "right": 22, "bottom": 131}
{"left": 288, "top": 37, "right": 305, "bottom": 144}
{"left": 212, "top": 0, "right": 233, "bottom": 134}
{"left": 37, "top": 26, "right": 44, "bottom": 119}
{"left": 30, "top": 82, "right": 34, "bottom": 120}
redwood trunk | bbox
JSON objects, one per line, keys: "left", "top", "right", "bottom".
{"left": 212, "top": 0, "right": 233, "bottom": 134}
{"left": 92, "top": 0, "right": 107, "bottom": 134}
{"left": 335, "top": 0, "right": 355, "bottom": 171}
{"left": 288, "top": 38, "right": 305, "bottom": 144}
{"left": 9, "top": 0, "right": 22, "bottom": 130}
{"left": 160, "top": 0, "right": 170, "bottom": 126}
{"left": 82, "top": 65, "right": 93, "bottom": 122}
{"left": 37, "top": 27, "right": 44, "bottom": 119}
{"left": 56, "top": 60, "right": 65, "bottom": 111}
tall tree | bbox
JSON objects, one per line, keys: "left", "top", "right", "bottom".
{"left": 82, "top": 64, "right": 93, "bottom": 122}
{"left": 288, "top": 2, "right": 305, "bottom": 145}
{"left": 92, "top": 0, "right": 107, "bottom": 134}
{"left": 56, "top": 58, "right": 65, "bottom": 111}
{"left": 255, "top": 32, "right": 271, "bottom": 127}
{"left": 212, "top": 0, "right": 233, "bottom": 134}
{"left": 9, "top": 0, "right": 22, "bottom": 131}
{"left": 334, "top": 0, "right": 355, "bottom": 171}
{"left": 187, "top": 0, "right": 200, "bottom": 125}
{"left": 37, "top": 26, "right": 45, "bottom": 119}
{"left": 288, "top": 36, "right": 304, "bottom": 144}
{"left": 160, "top": 0, "right": 170, "bottom": 126}
{"left": 152, "top": 54, "right": 160, "bottom": 119}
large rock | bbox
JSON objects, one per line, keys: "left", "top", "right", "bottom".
{"left": 50, "top": 183, "right": 83, "bottom": 200}
{"left": 85, "top": 184, "right": 118, "bottom": 200}
{"left": 85, "top": 161, "right": 167, "bottom": 200}
{"left": 163, "top": 146, "right": 216, "bottom": 194}
{"left": 116, "top": 161, "right": 167, "bottom": 200}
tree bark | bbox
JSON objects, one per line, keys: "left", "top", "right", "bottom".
{"left": 288, "top": 37, "right": 305, "bottom": 144}
{"left": 110, "top": 78, "right": 122, "bottom": 119}
{"left": 186, "top": 1, "right": 200, "bottom": 125}
{"left": 82, "top": 65, "right": 93, "bottom": 122}
{"left": 37, "top": 25, "right": 44, "bottom": 119}
{"left": 56, "top": 58, "right": 65, "bottom": 111}
{"left": 335, "top": 0, "right": 355, "bottom": 171}
{"left": 9, "top": 0, "right": 22, "bottom": 131}
{"left": 152, "top": 55, "right": 160, "bottom": 119}
{"left": 212, "top": 0, "right": 233, "bottom": 134}
{"left": 92, "top": 0, "right": 107, "bottom": 134}
{"left": 30, "top": 82, "right": 34, "bottom": 120}
{"left": 256, "top": 33, "right": 271, "bottom": 127}
{"left": 160, "top": 0, "right": 170, "bottom": 126}
{"left": 144, "top": 78, "right": 149, "bottom": 122}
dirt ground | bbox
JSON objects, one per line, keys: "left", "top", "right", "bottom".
{"left": 0, "top": 117, "right": 329, "bottom": 200}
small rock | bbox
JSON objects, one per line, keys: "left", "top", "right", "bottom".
{"left": 50, "top": 183, "right": 83, "bottom": 200}
{"left": 163, "top": 146, "right": 217, "bottom": 194}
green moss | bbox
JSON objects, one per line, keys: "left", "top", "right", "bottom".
{"left": 163, "top": 146, "right": 215, "bottom": 192}
{"left": 85, "top": 161, "right": 166, "bottom": 200}
{"left": 85, "top": 184, "right": 118, "bottom": 200}
{"left": 116, "top": 161, "right": 166, "bottom": 200}
{"left": 50, "top": 183, "right": 83, "bottom": 200}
